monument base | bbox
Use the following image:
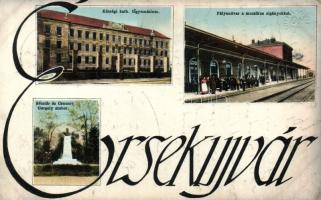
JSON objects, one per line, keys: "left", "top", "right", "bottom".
{"left": 53, "top": 158, "right": 82, "bottom": 165}
{"left": 53, "top": 134, "right": 82, "bottom": 165}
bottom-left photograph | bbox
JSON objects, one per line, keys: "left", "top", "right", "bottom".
{"left": 32, "top": 99, "right": 100, "bottom": 185}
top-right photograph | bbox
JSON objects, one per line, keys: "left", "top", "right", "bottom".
{"left": 184, "top": 7, "right": 316, "bottom": 103}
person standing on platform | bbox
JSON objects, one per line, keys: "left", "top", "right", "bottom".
{"left": 209, "top": 74, "right": 216, "bottom": 94}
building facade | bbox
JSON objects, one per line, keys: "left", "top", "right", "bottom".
{"left": 37, "top": 10, "right": 170, "bottom": 77}
{"left": 185, "top": 25, "right": 310, "bottom": 92}
{"left": 249, "top": 38, "right": 293, "bottom": 62}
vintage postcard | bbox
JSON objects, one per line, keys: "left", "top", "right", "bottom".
{"left": 0, "top": 0, "right": 320, "bottom": 200}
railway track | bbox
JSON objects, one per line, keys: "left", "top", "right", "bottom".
{"left": 253, "top": 80, "right": 314, "bottom": 102}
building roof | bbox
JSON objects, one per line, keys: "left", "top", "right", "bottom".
{"left": 185, "top": 25, "right": 309, "bottom": 69}
{"left": 249, "top": 38, "right": 293, "bottom": 51}
{"left": 37, "top": 9, "right": 170, "bottom": 39}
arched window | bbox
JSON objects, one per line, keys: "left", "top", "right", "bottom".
{"left": 210, "top": 59, "right": 219, "bottom": 77}
{"left": 188, "top": 57, "right": 198, "bottom": 84}
{"left": 226, "top": 62, "right": 232, "bottom": 77}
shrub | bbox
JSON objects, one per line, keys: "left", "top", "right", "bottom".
{"left": 34, "top": 164, "right": 99, "bottom": 176}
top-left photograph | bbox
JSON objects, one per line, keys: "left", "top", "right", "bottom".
{"left": 37, "top": 6, "right": 172, "bottom": 84}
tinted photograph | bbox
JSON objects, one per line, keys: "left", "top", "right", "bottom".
{"left": 184, "top": 7, "right": 316, "bottom": 103}
{"left": 33, "top": 99, "right": 100, "bottom": 185}
{"left": 37, "top": 7, "right": 172, "bottom": 84}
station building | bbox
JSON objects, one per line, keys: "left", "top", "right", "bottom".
{"left": 185, "top": 25, "right": 310, "bottom": 92}
{"left": 37, "top": 10, "right": 170, "bottom": 78}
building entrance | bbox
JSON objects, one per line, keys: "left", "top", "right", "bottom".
{"left": 111, "top": 56, "right": 117, "bottom": 72}
{"left": 210, "top": 59, "right": 219, "bottom": 77}
{"left": 226, "top": 63, "right": 232, "bottom": 77}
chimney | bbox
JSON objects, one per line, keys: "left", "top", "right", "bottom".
{"left": 251, "top": 39, "right": 255, "bottom": 44}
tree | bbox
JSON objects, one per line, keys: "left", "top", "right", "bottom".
{"left": 68, "top": 101, "right": 99, "bottom": 163}
{"left": 34, "top": 127, "right": 46, "bottom": 163}
{"left": 293, "top": 51, "right": 304, "bottom": 61}
{"left": 71, "top": 133, "right": 85, "bottom": 162}
{"left": 38, "top": 111, "right": 60, "bottom": 152}
{"left": 51, "top": 134, "right": 64, "bottom": 162}
{"left": 87, "top": 126, "right": 99, "bottom": 164}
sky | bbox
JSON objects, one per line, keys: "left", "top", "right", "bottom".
{"left": 46, "top": 6, "right": 172, "bottom": 39}
{"left": 33, "top": 99, "right": 76, "bottom": 129}
{"left": 32, "top": 99, "right": 99, "bottom": 131}
{"left": 186, "top": 7, "right": 316, "bottom": 70}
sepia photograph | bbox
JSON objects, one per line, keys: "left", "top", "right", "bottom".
{"left": 184, "top": 7, "right": 316, "bottom": 103}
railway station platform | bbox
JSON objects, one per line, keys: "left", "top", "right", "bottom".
{"left": 184, "top": 78, "right": 314, "bottom": 103}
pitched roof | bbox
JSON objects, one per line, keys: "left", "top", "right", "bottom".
{"left": 37, "top": 9, "right": 170, "bottom": 39}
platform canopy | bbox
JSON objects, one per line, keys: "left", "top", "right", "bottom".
{"left": 185, "top": 25, "right": 310, "bottom": 70}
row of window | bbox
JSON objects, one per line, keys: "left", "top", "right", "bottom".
{"left": 43, "top": 24, "right": 168, "bottom": 48}
{"left": 69, "top": 42, "right": 168, "bottom": 56}
{"left": 118, "top": 58, "right": 163, "bottom": 66}
{"left": 57, "top": 54, "right": 165, "bottom": 67}
{"left": 70, "top": 28, "right": 168, "bottom": 48}
{"left": 45, "top": 25, "right": 62, "bottom": 36}
{"left": 45, "top": 39, "right": 168, "bottom": 56}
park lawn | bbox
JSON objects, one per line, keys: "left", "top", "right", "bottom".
{"left": 33, "top": 176, "right": 99, "bottom": 185}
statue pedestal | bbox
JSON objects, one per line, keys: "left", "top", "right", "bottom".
{"left": 53, "top": 135, "right": 81, "bottom": 165}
